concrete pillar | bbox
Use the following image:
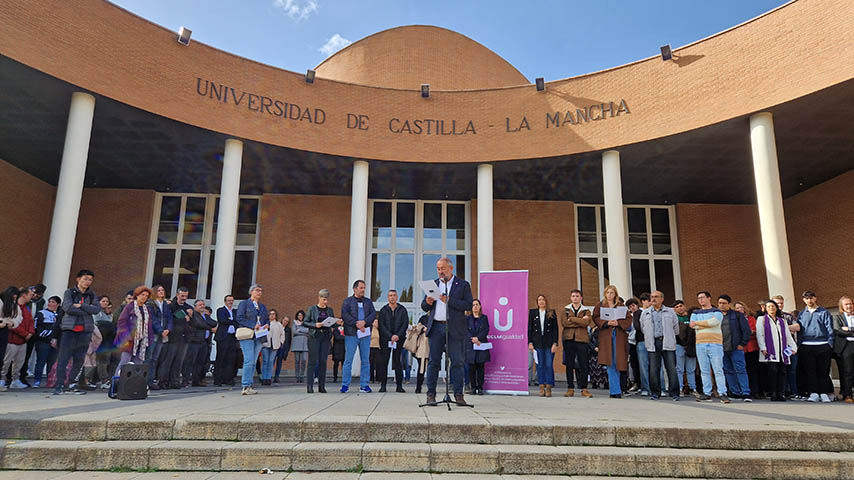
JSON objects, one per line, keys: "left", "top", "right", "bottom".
{"left": 43, "top": 92, "right": 96, "bottom": 298}
{"left": 602, "top": 150, "right": 629, "bottom": 296}
{"left": 209, "top": 138, "right": 243, "bottom": 308}
{"left": 750, "top": 112, "right": 795, "bottom": 304}
{"left": 477, "top": 164, "right": 494, "bottom": 274}
{"left": 348, "top": 161, "right": 369, "bottom": 289}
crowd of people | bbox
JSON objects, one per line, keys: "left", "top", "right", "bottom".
{"left": 527, "top": 286, "right": 853, "bottom": 405}
{"left": 1, "top": 261, "right": 851, "bottom": 407}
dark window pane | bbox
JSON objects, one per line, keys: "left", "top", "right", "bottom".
{"left": 211, "top": 198, "right": 219, "bottom": 246}
{"left": 232, "top": 251, "right": 255, "bottom": 300}
{"left": 628, "top": 208, "right": 648, "bottom": 254}
{"left": 397, "top": 202, "right": 415, "bottom": 228}
{"left": 157, "top": 197, "right": 181, "bottom": 244}
{"left": 206, "top": 250, "right": 215, "bottom": 299}
{"left": 447, "top": 204, "right": 466, "bottom": 250}
{"left": 422, "top": 254, "right": 441, "bottom": 281}
{"left": 577, "top": 206, "right": 596, "bottom": 233}
{"left": 177, "top": 249, "right": 201, "bottom": 298}
{"left": 372, "top": 202, "right": 392, "bottom": 249}
{"left": 183, "top": 197, "right": 207, "bottom": 245}
{"left": 578, "top": 232, "right": 598, "bottom": 254}
{"left": 579, "top": 257, "right": 599, "bottom": 301}
{"left": 396, "top": 202, "right": 415, "bottom": 250}
{"left": 454, "top": 255, "right": 466, "bottom": 280}
{"left": 651, "top": 209, "right": 672, "bottom": 254}
{"left": 654, "top": 260, "right": 676, "bottom": 304}
{"left": 631, "top": 259, "right": 651, "bottom": 299}
{"left": 394, "top": 253, "right": 414, "bottom": 303}
{"left": 236, "top": 198, "right": 259, "bottom": 246}
{"left": 370, "top": 253, "right": 390, "bottom": 302}
{"left": 152, "top": 249, "right": 176, "bottom": 296}
{"left": 599, "top": 207, "right": 607, "bottom": 233}
{"left": 602, "top": 258, "right": 610, "bottom": 292}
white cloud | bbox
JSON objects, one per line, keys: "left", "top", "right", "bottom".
{"left": 319, "top": 33, "right": 352, "bottom": 57}
{"left": 273, "top": 0, "right": 318, "bottom": 21}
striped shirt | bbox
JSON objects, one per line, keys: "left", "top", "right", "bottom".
{"left": 691, "top": 308, "right": 723, "bottom": 345}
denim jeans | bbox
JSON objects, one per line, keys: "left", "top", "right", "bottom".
{"left": 534, "top": 348, "right": 555, "bottom": 386}
{"left": 675, "top": 344, "right": 697, "bottom": 389}
{"left": 636, "top": 340, "right": 651, "bottom": 393}
{"left": 696, "top": 342, "right": 727, "bottom": 396}
{"left": 343, "top": 334, "right": 371, "bottom": 388}
{"left": 146, "top": 339, "right": 162, "bottom": 385}
{"left": 648, "top": 338, "right": 678, "bottom": 397}
{"left": 722, "top": 349, "right": 751, "bottom": 396}
{"left": 239, "top": 338, "right": 263, "bottom": 387}
{"left": 607, "top": 329, "right": 621, "bottom": 395}
{"left": 260, "top": 347, "right": 274, "bottom": 380}
{"left": 33, "top": 341, "right": 58, "bottom": 382}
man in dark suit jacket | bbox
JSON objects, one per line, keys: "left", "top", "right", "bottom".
{"left": 214, "top": 295, "right": 239, "bottom": 386}
{"left": 832, "top": 297, "right": 854, "bottom": 403}
{"left": 420, "top": 257, "right": 473, "bottom": 405}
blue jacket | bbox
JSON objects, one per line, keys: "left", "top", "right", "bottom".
{"left": 215, "top": 306, "right": 238, "bottom": 343}
{"left": 722, "top": 309, "right": 752, "bottom": 351}
{"left": 236, "top": 300, "right": 269, "bottom": 330}
{"left": 341, "top": 295, "right": 377, "bottom": 336}
{"left": 797, "top": 306, "right": 833, "bottom": 345}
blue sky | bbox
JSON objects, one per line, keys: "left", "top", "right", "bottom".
{"left": 112, "top": 0, "right": 789, "bottom": 81}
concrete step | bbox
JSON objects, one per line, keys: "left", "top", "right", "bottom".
{"left": 2, "top": 416, "right": 851, "bottom": 452}
{"left": 1, "top": 440, "right": 852, "bottom": 479}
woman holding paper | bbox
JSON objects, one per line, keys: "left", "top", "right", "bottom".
{"left": 755, "top": 299, "right": 797, "bottom": 401}
{"left": 306, "top": 289, "right": 335, "bottom": 393}
{"left": 593, "top": 285, "right": 633, "bottom": 398}
{"left": 528, "top": 294, "right": 559, "bottom": 397}
{"left": 466, "top": 299, "right": 490, "bottom": 395}
{"left": 235, "top": 284, "right": 269, "bottom": 395}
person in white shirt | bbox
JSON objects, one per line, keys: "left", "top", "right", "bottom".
{"left": 832, "top": 296, "right": 854, "bottom": 403}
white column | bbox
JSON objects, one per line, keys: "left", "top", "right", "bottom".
{"left": 602, "top": 150, "right": 629, "bottom": 296}
{"left": 43, "top": 92, "right": 96, "bottom": 298}
{"left": 750, "top": 112, "right": 795, "bottom": 304}
{"left": 477, "top": 164, "right": 494, "bottom": 274}
{"left": 209, "top": 139, "right": 243, "bottom": 308}
{"left": 348, "top": 161, "right": 369, "bottom": 289}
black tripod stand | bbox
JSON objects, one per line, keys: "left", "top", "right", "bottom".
{"left": 419, "top": 319, "right": 474, "bottom": 411}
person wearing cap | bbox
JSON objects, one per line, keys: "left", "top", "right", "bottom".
{"left": 796, "top": 290, "right": 834, "bottom": 403}
{"left": 306, "top": 289, "right": 335, "bottom": 393}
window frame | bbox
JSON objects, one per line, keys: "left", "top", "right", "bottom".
{"left": 574, "top": 204, "right": 682, "bottom": 304}
{"left": 145, "top": 193, "right": 262, "bottom": 301}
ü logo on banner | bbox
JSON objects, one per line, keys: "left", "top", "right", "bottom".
{"left": 493, "top": 296, "right": 513, "bottom": 331}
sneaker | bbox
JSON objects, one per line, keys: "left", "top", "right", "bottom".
{"left": 743, "top": 397, "right": 753, "bottom": 403}
{"left": 360, "top": 386, "right": 372, "bottom": 393}
{"left": 52, "top": 387, "right": 63, "bottom": 395}
{"left": 640, "top": 390, "right": 650, "bottom": 397}
{"left": 650, "top": 394, "right": 659, "bottom": 400}
{"left": 100, "top": 381, "right": 111, "bottom": 390}
{"left": 33, "top": 380, "right": 41, "bottom": 388}
{"left": 9, "top": 380, "right": 29, "bottom": 389}
{"left": 340, "top": 385, "right": 349, "bottom": 393}
{"left": 794, "top": 395, "right": 807, "bottom": 401}
{"left": 820, "top": 393, "right": 832, "bottom": 403}
{"left": 241, "top": 387, "right": 257, "bottom": 395}
{"left": 68, "top": 386, "right": 87, "bottom": 395}
{"left": 720, "top": 395, "right": 731, "bottom": 404}
{"left": 807, "top": 393, "right": 819, "bottom": 402}
{"left": 696, "top": 394, "right": 712, "bottom": 402}
{"left": 671, "top": 395, "right": 680, "bottom": 401}
{"left": 0, "top": 380, "right": 6, "bottom": 388}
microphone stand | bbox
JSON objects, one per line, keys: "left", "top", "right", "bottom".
{"left": 420, "top": 284, "right": 474, "bottom": 411}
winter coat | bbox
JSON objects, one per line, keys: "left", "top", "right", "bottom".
{"left": 593, "top": 302, "right": 632, "bottom": 370}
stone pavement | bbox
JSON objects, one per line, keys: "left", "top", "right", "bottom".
{"left": 0, "top": 472, "right": 745, "bottom": 480}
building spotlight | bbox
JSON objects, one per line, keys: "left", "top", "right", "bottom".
{"left": 535, "top": 77, "right": 545, "bottom": 91}
{"left": 421, "top": 84, "right": 430, "bottom": 98}
{"left": 660, "top": 44, "right": 672, "bottom": 61}
{"left": 305, "top": 69, "right": 316, "bottom": 84}
{"left": 177, "top": 26, "right": 192, "bottom": 46}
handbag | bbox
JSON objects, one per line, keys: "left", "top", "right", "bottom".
{"left": 236, "top": 327, "right": 254, "bottom": 341}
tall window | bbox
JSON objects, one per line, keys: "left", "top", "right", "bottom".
{"left": 147, "top": 194, "right": 260, "bottom": 300}
{"left": 576, "top": 205, "right": 681, "bottom": 302}
{"left": 367, "top": 200, "right": 470, "bottom": 311}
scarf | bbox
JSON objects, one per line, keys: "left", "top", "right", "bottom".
{"left": 762, "top": 314, "right": 790, "bottom": 364}
{"left": 132, "top": 301, "right": 150, "bottom": 361}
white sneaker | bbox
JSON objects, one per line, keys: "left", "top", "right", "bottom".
{"left": 0, "top": 385, "right": 7, "bottom": 392}
{"left": 241, "top": 387, "right": 258, "bottom": 395}
{"left": 9, "top": 380, "right": 29, "bottom": 389}
{"left": 820, "top": 393, "right": 832, "bottom": 403}
{"left": 807, "top": 393, "right": 819, "bottom": 402}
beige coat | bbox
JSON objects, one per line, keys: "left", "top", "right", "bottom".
{"left": 404, "top": 323, "right": 430, "bottom": 372}
{"left": 269, "top": 320, "right": 286, "bottom": 350}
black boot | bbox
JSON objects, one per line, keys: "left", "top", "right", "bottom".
{"left": 379, "top": 383, "right": 387, "bottom": 393}
{"left": 307, "top": 381, "right": 314, "bottom": 393}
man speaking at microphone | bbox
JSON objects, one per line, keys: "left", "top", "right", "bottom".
{"left": 422, "top": 257, "right": 473, "bottom": 405}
